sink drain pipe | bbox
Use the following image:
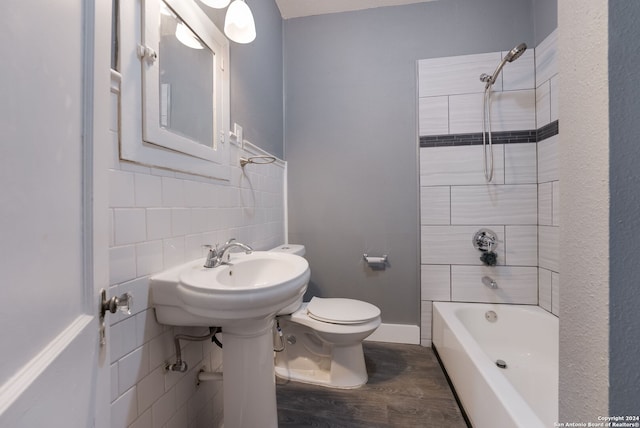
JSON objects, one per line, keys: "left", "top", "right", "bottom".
{"left": 166, "top": 327, "right": 220, "bottom": 373}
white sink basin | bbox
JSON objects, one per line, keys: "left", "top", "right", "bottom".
{"left": 150, "top": 251, "right": 310, "bottom": 327}
{"left": 150, "top": 249, "right": 309, "bottom": 428}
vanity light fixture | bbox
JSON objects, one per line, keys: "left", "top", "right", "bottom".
{"left": 224, "top": 0, "right": 256, "bottom": 44}
{"left": 199, "top": 0, "right": 256, "bottom": 44}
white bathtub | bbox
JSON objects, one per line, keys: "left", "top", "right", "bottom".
{"left": 432, "top": 302, "right": 558, "bottom": 428}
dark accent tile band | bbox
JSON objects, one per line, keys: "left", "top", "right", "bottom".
{"left": 537, "top": 120, "right": 559, "bottom": 142}
{"left": 420, "top": 120, "right": 559, "bottom": 148}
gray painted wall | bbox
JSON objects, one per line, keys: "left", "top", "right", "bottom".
{"left": 533, "top": 0, "right": 557, "bottom": 45}
{"left": 608, "top": 1, "right": 640, "bottom": 414}
{"left": 204, "top": 0, "right": 284, "bottom": 158}
{"left": 283, "top": 0, "right": 534, "bottom": 324}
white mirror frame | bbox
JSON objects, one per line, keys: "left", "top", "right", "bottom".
{"left": 119, "top": 0, "right": 230, "bottom": 180}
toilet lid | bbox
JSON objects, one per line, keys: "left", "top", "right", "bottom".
{"left": 306, "top": 297, "right": 381, "bottom": 324}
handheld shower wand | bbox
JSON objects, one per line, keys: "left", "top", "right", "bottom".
{"left": 480, "top": 43, "right": 527, "bottom": 182}
{"left": 480, "top": 43, "right": 527, "bottom": 89}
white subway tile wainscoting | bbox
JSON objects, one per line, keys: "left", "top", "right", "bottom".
{"left": 108, "top": 74, "right": 286, "bottom": 427}
{"left": 418, "top": 29, "right": 560, "bottom": 345}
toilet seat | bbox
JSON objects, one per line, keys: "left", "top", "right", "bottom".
{"left": 306, "top": 297, "right": 381, "bottom": 324}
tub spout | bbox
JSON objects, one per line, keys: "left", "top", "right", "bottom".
{"left": 482, "top": 276, "right": 498, "bottom": 289}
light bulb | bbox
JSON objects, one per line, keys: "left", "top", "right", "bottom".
{"left": 224, "top": 0, "right": 256, "bottom": 44}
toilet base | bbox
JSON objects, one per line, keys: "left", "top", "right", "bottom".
{"left": 274, "top": 327, "right": 369, "bottom": 389}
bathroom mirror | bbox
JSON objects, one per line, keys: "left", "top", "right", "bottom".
{"left": 121, "top": 0, "right": 229, "bottom": 172}
{"left": 158, "top": 5, "right": 214, "bottom": 147}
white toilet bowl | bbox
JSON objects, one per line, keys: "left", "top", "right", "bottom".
{"left": 274, "top": 297, "right": 381, "bottom": 389}
{"left": 269, "top": 245, "right": 381, "bottom": 389}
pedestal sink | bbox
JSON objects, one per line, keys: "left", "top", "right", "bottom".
{"left": 150, "top": 251, "right": 310, "bottom": 428}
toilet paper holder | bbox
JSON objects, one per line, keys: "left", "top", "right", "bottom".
{"left": 363, "top": 254, "right": 388, "bottom": 269}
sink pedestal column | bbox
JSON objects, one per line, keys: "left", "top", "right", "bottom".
{"left": 222, "top": 319, "right": 277, "bottom": 428}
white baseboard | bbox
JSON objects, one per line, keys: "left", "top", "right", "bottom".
{"left": 365, "top": 323, "right": 420, "bottom": 345}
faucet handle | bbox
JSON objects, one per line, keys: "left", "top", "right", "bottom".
{"left": 202, "top": 244, "right": 220, "bottom": 257}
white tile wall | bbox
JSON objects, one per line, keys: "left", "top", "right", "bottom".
{"left": 114, "top": 209, "right": 147, "bottom": 245}
{"left": 535, "top": 28, "right": 558, "bottom": 88}
{"left": 136, "top": 240, "right": 164, "bottom": 277}
{"left": 420, "top": 145, "right": 505, "bottom": 186}
{"left": 537, "top": 135, "right": 559, "bottom": 183}
{"left": 488, "top": 90, "right": 537, "bottom": 132}
{"left": 421, "top": 225, "right": 506, "bottom": 265}
{"left": 451, "top": 265, "right": 538, "bottom": 304}
{"left": 421, "top": 265, "right": 451, "bottom": 301}
{"left": 536, "top": 80, "right": 551, "bottom": 128}
{"left": 135, "top": 173, "right": 163, "bottom": 207}
{"left": 110, "top": 170, "right": 136, "bottom": 207}
{"left": 550, "top": 75, "right": 559, "bottom": 122}
{"left": 450, "top": 185, "right": 538, "bottom": 225}
{"left": 538, "top": 183, "right": 553, "bottom": 226}
{"left": 447, "top": 90, "right": 537, "bottom": 134}
{"left": 111, "top": 386, "right": 138, "bottom": 427}
{"left": 502, "top": 49, "right": 536, "bottom": 91}
{"left": 146, "top": 208, "right": 172, "bottom": 240}
{"left": 418, "top": 52, "right": 502, "bottom": 97}
{"left": 551, "top": 272, "right": 560, "bottom": 315}
{"left": 552, "top": 181, "right": 560, "bottom": 226}
{"left": 110, "top": 245, "right": 137, "bottom": 285}
{"left": 420, "top": 300, "right": 433, "bottom": 346}
{"left": 418, "top": 30, "right": 561, "bottom": 338}
{"left": 504, "top": 143, "right": 537, "bottom": 184}
{"left": 535, "top": 30, "right": 561, "bottom": 316}
{"left": 539, "top": 268, "right": 552, "bottom": 311}
{"left": 420, "top": 186, "right": 450, "bottom": 225}
{"left": 539, "top": 225, "right": 560, "bottom": 272}
{"left": 109, "top": 77, "right": 285, "bottom": 427}
{"left": 419, "top": 96, "right": 449, "bottom": 136}
{"left": 419, "top": 54, "right": 536, "bottom": 138}
{"left": 505, "top": 226, "right": 538, "bottom": 266}
{"left": 448, "top": 92, "right": 484, "bottom": 134}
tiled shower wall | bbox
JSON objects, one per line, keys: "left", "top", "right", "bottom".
{"left": 535, "top": 30, "right": 560, "bottom": 316}
{"left": 419, "top": 30, "right": 559, "bottom": 346}
{"left": 108, "top": 78, "right": 286, "bottom": 427}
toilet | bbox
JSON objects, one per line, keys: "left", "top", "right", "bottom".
{"left": 270, "top": 244, "right": 381, "bottom": 389}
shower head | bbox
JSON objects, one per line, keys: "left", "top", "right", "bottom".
{"left": 505, "top": 43, "right": 527, "bottom": 62}
{"left": 480, "top": 42, "right": 528, "bottom": 88}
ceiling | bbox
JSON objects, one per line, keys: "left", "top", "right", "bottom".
{"left": 275, "top": 0, "right": 437, "bottom": 19}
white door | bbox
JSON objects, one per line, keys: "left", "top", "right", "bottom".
{"left": 0, "top": 1, "right": 111, "bottom": 427}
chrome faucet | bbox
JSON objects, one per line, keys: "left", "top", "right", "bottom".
{"left": 203, "top": 239, "right": 253, "bottom": 268}
{"left": 482, "top": 276, "right": 498, "bottom": 289}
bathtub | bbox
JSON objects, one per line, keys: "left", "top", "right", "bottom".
{"left": 432, "top": 302, "right": 558, "bottom": 428}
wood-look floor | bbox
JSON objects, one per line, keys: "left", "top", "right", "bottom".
{"left": 276, "top": 342, "right": 468, "bottom": 427}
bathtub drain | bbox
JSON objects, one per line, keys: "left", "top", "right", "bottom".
{"left": 496, "top": 359, "right": 507, "bottom": 369}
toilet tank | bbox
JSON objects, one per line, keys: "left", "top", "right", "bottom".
{"left": 269, "top": 244, "right": 305, "bottom": 257}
